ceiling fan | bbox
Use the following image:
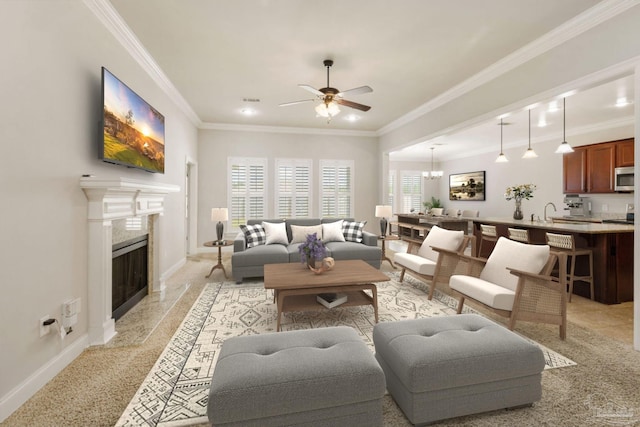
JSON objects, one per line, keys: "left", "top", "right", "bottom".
{"left": 279, "top": 59, "right": 372, "bottom": 121}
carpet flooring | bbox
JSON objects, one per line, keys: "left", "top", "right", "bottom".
{"left": 116, "top": 272, "right": 575, "bottom": 426}
{"left": 4, "top": 256, "right": 640, "bottom": 426}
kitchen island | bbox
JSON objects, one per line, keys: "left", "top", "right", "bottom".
{"left": 472, "top": 217, "right": 633, "bottom": 304}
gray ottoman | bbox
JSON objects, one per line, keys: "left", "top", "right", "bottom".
{"left": 373, "top": 314, "right": 545, "bottom": 425}
{"left": 208, "top": 326, "right": 386, "bottom": 427}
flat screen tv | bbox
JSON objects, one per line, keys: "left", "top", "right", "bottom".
{"left": 100, "top": 67, "right": 165, "bottom": 173}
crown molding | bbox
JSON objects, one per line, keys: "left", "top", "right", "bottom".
{"left": 83, "top": 0, "right": 202, "bottom": 126}
{"left": 378, "top": 0, "right": 639, "bottom": 136}
{"left": 199, "top": 122, "right": 378, "bottom": 138}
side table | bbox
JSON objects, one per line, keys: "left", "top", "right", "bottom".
{"left": 378, "top": 235, "right": 399, "bottom": 269}
{"left": 204, "top": 240, "right": 233, "bottom": 279}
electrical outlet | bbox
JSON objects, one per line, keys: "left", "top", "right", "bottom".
{"left": 39, "top": 315, "right": 51, "bottom": 337}
{"left": 627, "top": 203, "right": 634, "bottom": 213}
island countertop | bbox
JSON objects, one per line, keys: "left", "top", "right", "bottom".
{"left": 475, "top": 217, "right": 633, "bottom": 234}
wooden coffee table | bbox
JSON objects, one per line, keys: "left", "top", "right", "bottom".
{"left": 264, "top": 260, "right": 390, "bottom": 331}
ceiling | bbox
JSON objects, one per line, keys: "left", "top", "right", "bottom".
{"left": 108, "top": 0, "right": 633, "bottom": 161}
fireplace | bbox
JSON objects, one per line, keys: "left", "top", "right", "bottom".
{"left": 81, "top": 177, "right": 179, "bottom": 345}
{"left": 112, "top": 235, "right": 148, "bottom": 320}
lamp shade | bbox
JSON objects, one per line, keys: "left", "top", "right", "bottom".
{"left": 375, "top": 205, "right": 392, "bottom": 218}
{"left": 211, "top": 208, "right": 228, "bottom": 222}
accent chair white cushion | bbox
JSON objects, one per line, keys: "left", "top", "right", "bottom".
{"left": 262, "top": 221, "right": 289, "bottom": 245}
{"left": 480, "top": 237, "right": 549, "bottom": 292}
{"left": 417, "top": 226, "right": 465, "bottom": 262}
{"left": 449, "top": 237, "right": 550, "bottom": 311}
{"left": 394, "top": 253, "right": 437, "bottom": 276}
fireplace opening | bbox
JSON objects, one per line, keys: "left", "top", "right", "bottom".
{"left": 112, "top": 235, "right": 148, "bottom": 321}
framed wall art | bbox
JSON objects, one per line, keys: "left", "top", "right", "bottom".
{"left": 449, "top": 171, "right": 485, "bottom": 201}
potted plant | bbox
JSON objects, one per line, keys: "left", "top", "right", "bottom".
{"left": 423, "top": 196, "right": 442, "bottom": 213}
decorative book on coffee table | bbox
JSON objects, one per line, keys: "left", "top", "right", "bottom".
{"left": 316, "top": 293, "right": 348, "bottom": 309}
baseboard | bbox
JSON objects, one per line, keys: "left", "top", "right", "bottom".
{"left": 0, "top": 333, "right": 89, "bottom": 423}
{"left": 157, "top": 257, "right": 187, "bottom": 291}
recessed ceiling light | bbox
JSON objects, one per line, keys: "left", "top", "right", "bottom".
{"left": 344, "top": 114, "right": 360, "bottom": 122}
{"left": 615, "top": 97, "right": 630, "bottom": 107}
{"left": 240, "top": 108, "right": 256, "bottom": 116}
{"left": 548, "top": 100, "right": 559, "bottom": 112}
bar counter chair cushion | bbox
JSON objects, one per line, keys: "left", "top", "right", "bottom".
{"left": 449, "top": 237, "right": 568, "bottom": 339}
{"left": 395, "top": 226, "right": 469, "bottom": 300}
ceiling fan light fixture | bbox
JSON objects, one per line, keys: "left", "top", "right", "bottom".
{"left": 315, "top": 101, "right": 340, "bottom": 118}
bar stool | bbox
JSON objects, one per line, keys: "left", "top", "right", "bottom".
{"left": 478, "top": 224, "right": 498, "bottom": 257}
{"left": 545, "top": 232, "right": 594, "bottom": 302}
{"left": 507, "top": 228, "right": 530, "bottom": 243}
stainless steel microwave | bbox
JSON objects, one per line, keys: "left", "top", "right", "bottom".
{"left": 614, "top": 166, "right": 634, "bottom": 192}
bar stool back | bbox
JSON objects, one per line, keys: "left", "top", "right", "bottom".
{"left": 507, "top": 228, "right": 530, "bottom": 243}
{"left": 478, "top": 224, "right": 498, "bottom": 256}
{"left": 545, "top": 232, "right": 594, "bottom": 302}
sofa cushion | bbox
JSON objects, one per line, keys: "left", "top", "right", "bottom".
{"left": 417, "top": 225, "right": 464, "bottom": 262}
{"left": 322, "top": 220, "right": 346, "bottom": 242}
{"left": 480, "top": 237, "right": 549, "bottom": 292}
{"left": 240, "top": 223, "right": 266, "bottom": 248}
{"left": 290, "top": 224, "right": 323, "bottom": 244}
{"left": 232, "top": 243, "right": 289, "bottom": 267}
{"left": 263, "top": 221, "right": 289, "bottom": 245}
{"left": 326, "top": 241, "right": 378, "bottom": 261}
{"left": 343, "top": 220, "right": 367, "bottom": 243}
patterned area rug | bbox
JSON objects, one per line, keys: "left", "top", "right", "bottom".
{"left": 116, "top": 271, "right": 575, "bottom": 427}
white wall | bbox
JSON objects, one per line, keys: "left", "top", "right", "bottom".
{"left": 436, "top": 125, "right": 634, "bottom": 220}
{"left": 197, "top": 129, "right": 379, "bottom": 244}
{"left": 0, "top": 2, "right": 197, "bottom": 419}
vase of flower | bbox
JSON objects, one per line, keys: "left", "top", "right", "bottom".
{"left": 505, "top": 184, "right": 536, "bottom": 221}
{"left": 299, "top": 233, "right": 327, "bottom": 271}
{"left": 513, "top": 197, "right": 524, "bottom": 220}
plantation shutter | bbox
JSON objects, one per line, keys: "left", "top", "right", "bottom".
{"left": 320, "top": 160, "right": 353, "bottom": 218}
{"left": 400, "top": 171, "right": 422, "bottom": 213}
{"left": 228, "top": 157, "right": 267, "bottom": 229}
{"left": 388, "top": 170, "right": 396, "bottom": 210}
{"left": 275, "top": 159, "right": 312, "bottom": 218}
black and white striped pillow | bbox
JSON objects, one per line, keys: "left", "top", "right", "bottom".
{"left": 240, "top": 224, "right": 266, "bottom": 248}
{"left": 342, "top": 220, "right": 366, "bottom": 243}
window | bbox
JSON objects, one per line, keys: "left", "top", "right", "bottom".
{"left": 319, "top": 160, "right": 354, "bottom": 217}
{"left": 275, "top": 159, "right": 312, "bottom": 218}
{"left": 400, "top": 171, "right": 422, "bottom": 213}
{"left": 228, "top": 157, "right": 267, "bottom": 228}
{"left": 388, "top": 169, "right": 396, "bottom": 210}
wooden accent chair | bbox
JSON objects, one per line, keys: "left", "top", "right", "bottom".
{"left": 449, "top": 237, "right": 568, "bottom": 339}
{"left": 395, "top": 226, "right": 475, "bottom": 300}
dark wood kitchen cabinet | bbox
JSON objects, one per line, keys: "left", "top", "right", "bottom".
{"left": 587, "top": 143, "right": 615, "bottom": 193}
{"left": 615, "top": 138, "right": 634, "bottom": 167}
{"left": 563, "top": 147, "right": 587, "bottom": 193}
{"left": 563, "top": 139, "right": 632, "bottom": 194}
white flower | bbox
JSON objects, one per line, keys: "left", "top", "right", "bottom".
{"left": 505, "top": 184, "right": 536, "bottom": 201}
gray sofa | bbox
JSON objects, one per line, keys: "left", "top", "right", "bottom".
{"left": 231, "top": 218, "right": 382, "bottom": 282}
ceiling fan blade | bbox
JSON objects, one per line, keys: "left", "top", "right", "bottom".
{"left": 337, "top": 85, "right": 373, "bottom": 97}
{"left": 336, "top": 99, "right": 371, "bottom": 112}
{"left": 279, "top": 99, "right": 315, "bottom": 107}
{"left": 298, "top": 84, "right": 324, "bottom": 96}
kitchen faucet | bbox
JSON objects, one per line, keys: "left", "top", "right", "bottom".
{"left": 544, "top": 202, "right": 557, "bottom": 222}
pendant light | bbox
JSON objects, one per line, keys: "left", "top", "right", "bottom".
{"left": 555, "top": 97, "right": 574, "bottom": 154}
{"left": 495, "top": 118, "right": 508, "bottom": 163}
{"left": 425, "top": 147, "right": 443, "bottom": 179}
{"left": 522, "top": 109, "right": 538, "bottom": 159}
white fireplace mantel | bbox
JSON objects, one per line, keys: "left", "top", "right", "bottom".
{"left": 80, "top": 177, "right": 179, "bottom": 345}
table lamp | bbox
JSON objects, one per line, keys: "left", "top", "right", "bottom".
{"left": 211, "top": 208, "right": 229, "bottom": 243}
{"left": 375, "top": 205, "right": 393, "bottom": 236}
